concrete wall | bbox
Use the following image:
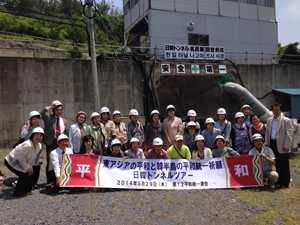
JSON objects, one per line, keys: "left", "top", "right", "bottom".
{"left": 148, "top": 10, "right": 278, "bottom": 63}
{"left": 0, "top": 57, "right": 299, "bottom": 145}
{"left": 0, "top": 57, "right": 144, "bottom": 144}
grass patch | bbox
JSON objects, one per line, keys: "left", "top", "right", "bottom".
{"left": 236, "top": 153, "right": 300, "bottom": 225}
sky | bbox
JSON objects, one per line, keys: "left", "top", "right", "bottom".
{"left": 106, "top": 0, "right": 299, "bottom": 46}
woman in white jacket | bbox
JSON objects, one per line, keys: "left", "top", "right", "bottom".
{"left": 68, "top": 111, "right": 87, "bottom": 154}
{"left": 4, "top": 128, "right": 44, "bottom": 197}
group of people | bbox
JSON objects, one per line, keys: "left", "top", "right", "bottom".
{"left": 4, "top": 100, "right": 293, "bottom": 197}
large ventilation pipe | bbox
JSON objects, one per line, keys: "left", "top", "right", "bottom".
{"left": 223, "top": 82, "right": 273, "bottom": 123}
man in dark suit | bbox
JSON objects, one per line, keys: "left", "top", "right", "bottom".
{"left": 265, "top": 103, "right": 292, "bottom": 188}
{"left": 40, "top": 100, "right": 68, "bottom": 186}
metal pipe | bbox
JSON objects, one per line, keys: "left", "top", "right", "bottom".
{"left": 223, "top": 82, "right": 273, "bottom": 123}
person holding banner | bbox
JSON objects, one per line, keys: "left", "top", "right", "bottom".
{"left": 212, "top": 135, "right": 240, "bottom": 158}
{"left": 144, "top": 110, "right": 164, "bottom": 153}
{"left": 183, "top": 121, "right": 198, "bottom": 154}
{"left": 146, "top": 137, "right": 169, "bottom": 159}
{"left": 80, "top": 135, "right": 101, "bottom": 155}
{"left": 100, "top": 107, "right": 116, "bottom": 149}
{"left": 68, "top": 111, "right": 87, "bottom": 154}
{"left": 201, "top": 118, "right": 222, "bottom": 150}
{"left": 163, "top": 105, "right": 182, "bottom": 149}
{"left": 4, "top": 127, "right": 44, "bottom": 197}
{"left": 249, "top": 134, "right": 278, "bottom": 189}
{"left": 49, "top": 134, "right": 73, "bottom": 193}
{"left": 86, "top": 112, "right": 107, "bottom": 156}
{"left": 167, "top": 135, "right": 191, "bottom": 159}
{"left": 124, "top": 138, "right": 145, "bottom": 159}
{"left": 192, "top": 135, "right": 212, "bottom": 160}
{"left": 110, "top": 139, "right": 125, "bottom": 158}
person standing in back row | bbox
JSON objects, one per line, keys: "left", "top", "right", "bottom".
{"left": 265, "top": 103, "right": 292, "bottom": 188}
{"left": 40, "top": 100, "right": 68, "bottom": 187}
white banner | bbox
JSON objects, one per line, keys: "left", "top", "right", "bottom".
{"left": 100, "top": 156, "right": 227, "bottom": 190}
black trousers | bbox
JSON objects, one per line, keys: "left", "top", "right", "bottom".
{"left": 270, "top": 139, "right": 290, "bottom": 187}
{"left": 32, "top": 165, "right": 41, "bottom": 185}
{"left": 46, "top": 139, "right": 58, "bottom": 183}
{"left": 4, "top": 159, "right": 33, "bottom": 195}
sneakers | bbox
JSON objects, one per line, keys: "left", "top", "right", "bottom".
{"left": 269, "top": 185, "right": 276, "bottom": 189}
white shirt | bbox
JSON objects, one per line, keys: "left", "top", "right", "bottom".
{"left": 68, "top": 123, "right": 87, "bottom": 153}
{"left": 49, "top": 147, "right": 73, "bottom": 177}
{"left": 271, "top": 116, "right": 280, "bottom": 139}
{"left": 124, "top": 148, "right": 145, "bottom": 159}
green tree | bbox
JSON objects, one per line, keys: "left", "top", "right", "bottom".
{"left": 279, "top": 42, "right": 300, "bottom": 65}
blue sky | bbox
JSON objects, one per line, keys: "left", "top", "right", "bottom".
{"left": 106, "top": 0, "right": 299, "bottom": 46}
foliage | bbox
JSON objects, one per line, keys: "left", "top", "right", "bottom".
{"left": 0, "top": 0, "right": 124, "bottom": 49}
{"left": 279, "top": 42, "right": 300, "bottom": 65}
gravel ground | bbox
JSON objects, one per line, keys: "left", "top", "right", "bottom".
{"left": 0, "top": 157, "right": 299, "bottom": 225}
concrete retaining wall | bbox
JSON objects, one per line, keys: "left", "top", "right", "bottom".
{"left": 0, "top": 57, "right": 299, "bottom": 145}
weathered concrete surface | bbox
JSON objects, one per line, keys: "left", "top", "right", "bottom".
{"left": 0, "top": 57, "right": 299, "bottom": 144}
{"left": 0, "top": 57, "right": 144, "bottom": 144}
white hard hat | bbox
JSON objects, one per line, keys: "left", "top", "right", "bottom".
{"left": 90, "top": 112, "right": 100, "bottom": 120}
{"left": 130, "top": 137, "right": 140, "bottom": 144}
{"left": 153, "top": 137, "right": 163, "bottom": 146}
{"left": 187, "top": 110, "right": 197, "bottom": 117}
{"left": 150, "top": 110, "right": 160, "bottom": 117}
{"left": 31, "top": 127, "right": 44, "bottom": 136}
{"left": 100, "top": 107, "right": 110, "bottom": 115}
{"left": 28, "top": 111, "right": 41, "bottom": 120}
{"left": 129, "top": 109, "right": 139, "bottom": 117}
{"left": 241, "top": 104, "right": 252, "bottom": 111}
{"left": 77, "top": 111, "right": 86, "bottom": 117}
{"left": 217, "top": 108, "right": 227, "bottom": 115}
{"left": 186, "top": 121, "right": 197, "bottom": 128}
{"left": 111, "top": 139, "right": 121, "bottom": 147}
{"left": 252, "top": 133, "right": 264, "bottom": 142}
{"left": 235, "top": 112, "right": 245, "bottom": 119}
{"left": 52, "top": 100, "right": 62, "bottom": 107}
{"left": 112, "top": 110, "right": 121, "bottom": 117}
{"left": 205, "top": 117, "right": 215, "bottom": 125}
{"left": 214, "top": 135, "right": 225, "bottom": 143}
{"left": 195, "top": 134, "right": 205, "bottom": 142}
{"left": 57, "top": 134, "right": 69, "bottom": 142}
{"left": 166, "top": 105, "right": 176, "bottom": 113}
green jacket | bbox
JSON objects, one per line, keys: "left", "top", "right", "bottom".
{"left": 86, "top": 123, "right": 108, "bottom": 149}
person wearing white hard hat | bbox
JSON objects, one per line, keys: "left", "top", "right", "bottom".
{"left": 127, "top": 109, "right": 144, "bottom": 148}
{"left": 100, "top": 107, "right": 116, "bottom": 148}
{"left": 4, "top": 127, "right": 44, "bottom": 197}
{"left": 86, "top": 112, "right": 107, "bottom": 155}
{"left": 124, "top": 138, "right": 145, "bottom": 159}
{"left": 49, "top": 134, "right": 73, "bottom": 192}
{"left": 79, "top": 135, "right": 102, "bottom": 155}
{"left": 144, "top": 110, "right": 164, "bottom": 153}
{"left": 212, "top": 135, "right": 239, "bottom": 158}
{"left": 201, "top": 118, "right": 222, "bottom": 150}
{"left": 230, "top": 112, "right": 251, "bottom": 155}
{"left": 214, "top": 108, "right": 231, "bottom": 146}
{"left": 19, "top": 111, "right": 43, "bottom": 190}
{"left": 109, "top": 139, "right": 125, "bottom": 158}
{"left": 181, "top": 110, "right": 201, "bottom": 135}
{"left": 68, "top": 111, "right": 87, "bottom": 154}
{"left": 112, "top": 110, "right": 127, "bottom": 150}
{"left": 163, "top": 104, "right": 183, "bottom": 149}
{"left": 191, "top": 135, "right": 212, "bottom": 160}
{"left": 167, "top": 135, "right": 191, "bottom": 159}
{"left": 248, "top": 134, "right": 278, "bottom": 189}
{"left": 183, "top": 121, "right": 198, "bottom": 154}
{"left": 146, "top": 137, "right": 169, "bottom": 159}
{"left": 241, "top": 104, "right": 253, "bottom": 128}
{"left": 39, "top": 100, "right": 68, "bottom": 186}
